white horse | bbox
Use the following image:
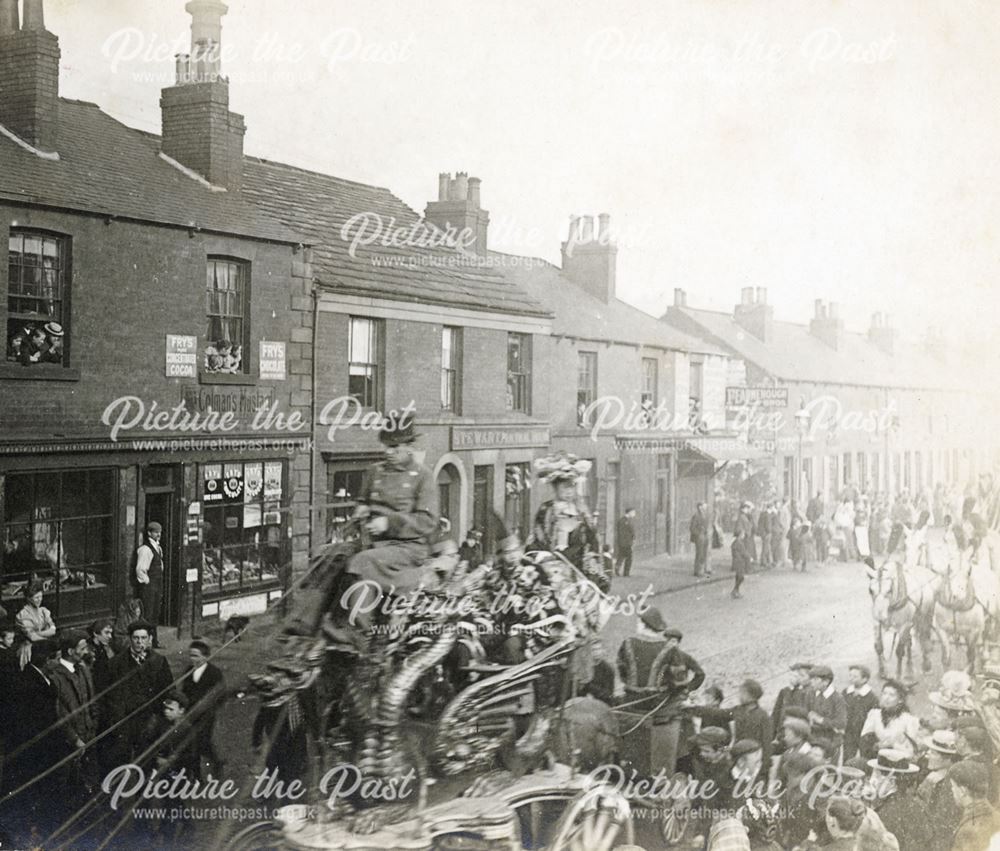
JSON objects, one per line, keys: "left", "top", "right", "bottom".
{"left": 933, "top": 533, "right": 1000, "bottom": 673}
{"left": 869, "top": 523, "right": 941, "bottom": 678}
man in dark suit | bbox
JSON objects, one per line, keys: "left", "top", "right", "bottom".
{"left": 805, "top": 664, "right": 847, "bottom": 754}
{"left": 50, "top": 630, "right": 99, "bottom": 798}
{"left": 771, "top": 661, "right": 812, "bottom": 730}
{"left": 615, "top": 508, "right": 637, "bottom": 576}
{"left": 180, "top": 639, "right": 226, "bottom": 778}
{"left": 690, "top": 502, "right": 711, "bottom": 577}
{"left": 842, "top": 663, "right": 879, "bottom": 761}
{"left": 732, "top": 678, "right": 773, "bottom": 771}
{"left": 105, "top": 620, "right": 173, "bottom": 768}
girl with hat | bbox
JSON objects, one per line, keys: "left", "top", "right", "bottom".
{"left": 526, "top": 452, "right": 604, "bottom": 588}
{"left": 14, "top": 580, "right": 56, "bottom": 669}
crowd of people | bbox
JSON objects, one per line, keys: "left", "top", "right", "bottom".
{"left": 605, "top": 603, "right": 1000, "bottom": 850}
{"left": 0, "top": 610, "right": 226, "bottom": 842}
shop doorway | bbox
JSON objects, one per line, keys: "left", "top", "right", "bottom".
{"left": 141, "top": 465, "right": 181, "bottom": 628}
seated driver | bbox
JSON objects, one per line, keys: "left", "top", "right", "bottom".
{"left": 329, "top": 413, "right": 438, "bottom": 641}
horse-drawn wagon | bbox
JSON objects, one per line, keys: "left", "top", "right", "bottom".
{"left": 223, "top": 519, "right": 688, "bottom": 851}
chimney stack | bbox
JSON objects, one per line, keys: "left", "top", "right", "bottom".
{"left": 160, "top": 0, "right": 245, "bottom": 191}
{"left": 673, "top": 288, "right": 687, "bottom": 308}
{"left": 810, "top": 299, "right": 844, "bottom": 350}
{"left": 734, "top": 285, "right": 773, "bottom": 343}
{"left": 424, "top": 171, "right": 491, "bottom": 256}
{"left": 0, "top": 0, "right": 60, "bottom": 151}
{"left": 869, "top": 312, "right": 897, "bottom": 356}
{"left": 0, "top": 0, "right": 18, "bottom": 36}
{"left": 561, "top": 211, "right": 617, "bottom": 304}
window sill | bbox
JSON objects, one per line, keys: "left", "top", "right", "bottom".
{"left": 199, "top": 370, "right": 256, "bottom": 386}
{"left": 0, "top": 363, "right": 81, "bottom": 381}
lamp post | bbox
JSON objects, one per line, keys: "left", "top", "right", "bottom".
{"left": 795, "top": 404, "right": 812, "bottom": 503}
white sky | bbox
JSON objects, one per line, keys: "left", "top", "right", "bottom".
{"left": 46, "top": 0, "right": 1000, "bottom": 348}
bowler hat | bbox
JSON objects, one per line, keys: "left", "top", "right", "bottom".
{"left": 639, "top": 607, "right": 666, "bottom": 633}
{"left": 379, "top": 410, "right": 419, "bottom": 446}
{"left": 868, "top": 749, "right": 919, "bottom": 774}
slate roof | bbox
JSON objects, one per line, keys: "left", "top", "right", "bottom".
{"left": 0, "top": 99, "right": 300, "bottom": 244}
{"left": 665, "top": 306, "right": 961, "bottom": 391}
{"left": 241, "top": 158, "right": 550, "bottom": 318}
{"left": 490, "top": 252, "right": 727, "bottom": 355}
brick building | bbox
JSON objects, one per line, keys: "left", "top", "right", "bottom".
{"left": 0, "top": 0, "right": 313, "bottom": 633}
{"left": 665, "top": 286, "right": 996, "bottom": 503}
{"left": 493, "top": 217, "right": 755, "bottom": 559}
{"left": 239, "top": 167, "right": 554, "bottom": 553}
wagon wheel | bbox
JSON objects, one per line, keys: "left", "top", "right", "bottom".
{"left": 548, "top": 786, "right": 632, "bottom": 851}
{"left": 659, "top": 800, "right": 691, "bottom": 846}
{"left": 222, "top": 820, "right": 284, "bottom": 851}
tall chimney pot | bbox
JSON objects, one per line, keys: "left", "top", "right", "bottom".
{"left": 453, "top": 172, "right": 468, "bottom": 200}
{"left": 674, "top": 288, "right": 687, "bottom": 308}
{"left": 22, "top": 0, "right": 44, "bottom": 31}
{"left": 467, "top": 176, "right": 481, "bottom": 206}
{"left": 580, "top": 216, "right": 594, "bottom": 242}
{"left": 0, "top": 0, "right": 19, "bottom": 35}
{"left": 740, "top": 286, "right": 754, "bottom": 306}
{"left": 597, "top": 213, "right": 610, "bottom": 242}
{"left": 437, "top": 173, "right": 450, "bottom": 201}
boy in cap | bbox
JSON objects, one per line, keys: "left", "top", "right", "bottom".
{"left": 772, "top": 661, "right": 813, "bottom": 730}
{"left": 807, "top": 665, "right": 847, "bottom": 754}
{"left": 842, "top": 663, "right": 878, "bottom": 761}
{"left": 949, "top": 760, "right": 1000, "bottom": 851}
{"left": 733, "top": 679, "right": 772, "bottom": 771}
{"left": 135, "top": 520, "right": 164, "bottom": 647}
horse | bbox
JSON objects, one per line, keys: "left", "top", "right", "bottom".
{"left": 869, "top": 522, "right": 941, "bottom": 678}
{"left": 933, "top": 536, "right": 1000, "bottom": 673}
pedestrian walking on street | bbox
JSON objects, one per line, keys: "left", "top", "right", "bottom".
{"left": 134, "top": 521, "right": 165, "bottom": 647}
{"left": 774, "top": 499, "right": 791, "bottom": 567}
{"left": 690, "top": 502, "right": 712, "bottom": 577}
{"left": 731, "top": 526, "right": 752, "bottom": 598}
{"left": 757, "top": 503, "right": 773, "bottom": 569}
{"left": 180, "top": 638, "right": 226, "bottom": 779}
{"left": 615, "top": 507, "right": 636, "bottom": 577}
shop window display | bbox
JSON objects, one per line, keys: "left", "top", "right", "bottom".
{"left": 200, "top": 461, "right": 285, "bottom": 596}
{"left": 1, "top": 469, "right": 114, "bottom": 621}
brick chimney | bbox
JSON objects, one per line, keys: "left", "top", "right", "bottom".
{"left": 424, "top": 172, "right": 490, "bottom": 256}
{"left": 868, "top": 312, "right": 897, "bottom": 356}
{"left": 810, "top": 299, "right": 844, "bottom": 350}
{"left": 160, "top": 0, "right": 244, "bottom": 191}
{"left": 561, "top": 213, "right": 617, "bottom": 303}
{"left": 733, "top": 285, "right": 773, "bottom": 342}
{"left": 0, "top": 0, "right": 60, "bottom": 152}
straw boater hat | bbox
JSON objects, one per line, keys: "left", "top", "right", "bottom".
{"left": 929, "top": 670, "right": 977, "bottom": 713}
{"left": 44, "top": 321, "right": 64, "bottom": 337}
{"left": 868, "top": 748, "right": 919, "bottom": 775}
{"left": 926, "top": 730, "right": 959, "bottom": 756}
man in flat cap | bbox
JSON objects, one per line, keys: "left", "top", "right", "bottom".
{"left": 134, "top": 520, "right": 164, "bottom": 647}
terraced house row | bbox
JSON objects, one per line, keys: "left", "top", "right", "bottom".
{"left": 1, "top": 0, "right": 993, "bottom": 636}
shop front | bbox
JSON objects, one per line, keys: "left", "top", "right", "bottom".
{"left": 0, "top": 441, "right": 304, "bottom": 635}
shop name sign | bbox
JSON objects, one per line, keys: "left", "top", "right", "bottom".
{"left": 451, "top": 426, "right": 550, "bottom": 450}
{"left": 182, "top": 386, "right": 276, "bottom": 416}
{"left": 725, "top": 386, "right": 789, "bottom": 408}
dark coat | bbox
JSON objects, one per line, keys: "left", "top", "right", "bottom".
{"left": 50, "top": 662, "right": 98, "bottom": 747}
{"left": 105, "top": 650, "right": 174, "bottom": 762}
{"left": 771, "top": 684, "right": 807, "bottom": 729}
{"left": 842, "top": 686, "right": 879, "bottom": 759}
{"left": 181, "top": 662, "right": 225, "bottom": 722}
{"left": 731, "top": 536, "right": 752, "bottom": 574}
{"left": 615, "top": 516, "right": 635, "bottom": 552}
{"left": 733, "top": 701, "right": 773, "bottom": 767}
{"left": 87, "top": 640, "right": 115, "bottom": 696}
{"left": 9, "top": 664, "right": 64, "bottom": 788}
{"left": 690, "top": 510, "right": 710, "bottom": 543}
{"left": 806, "top": 687, "right": 847, "bottom": 743}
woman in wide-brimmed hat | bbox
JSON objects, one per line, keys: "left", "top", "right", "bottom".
{"left": 526, "top": 452, "right": 603, "bottom": 587}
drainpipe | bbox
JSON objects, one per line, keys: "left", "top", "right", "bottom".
{"left": 310, "top": 282, "right": 319, "bottom": 554}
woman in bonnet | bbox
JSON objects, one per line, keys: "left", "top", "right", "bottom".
{"left": 526, "top": 452, "right": 605, "bottom": 589}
